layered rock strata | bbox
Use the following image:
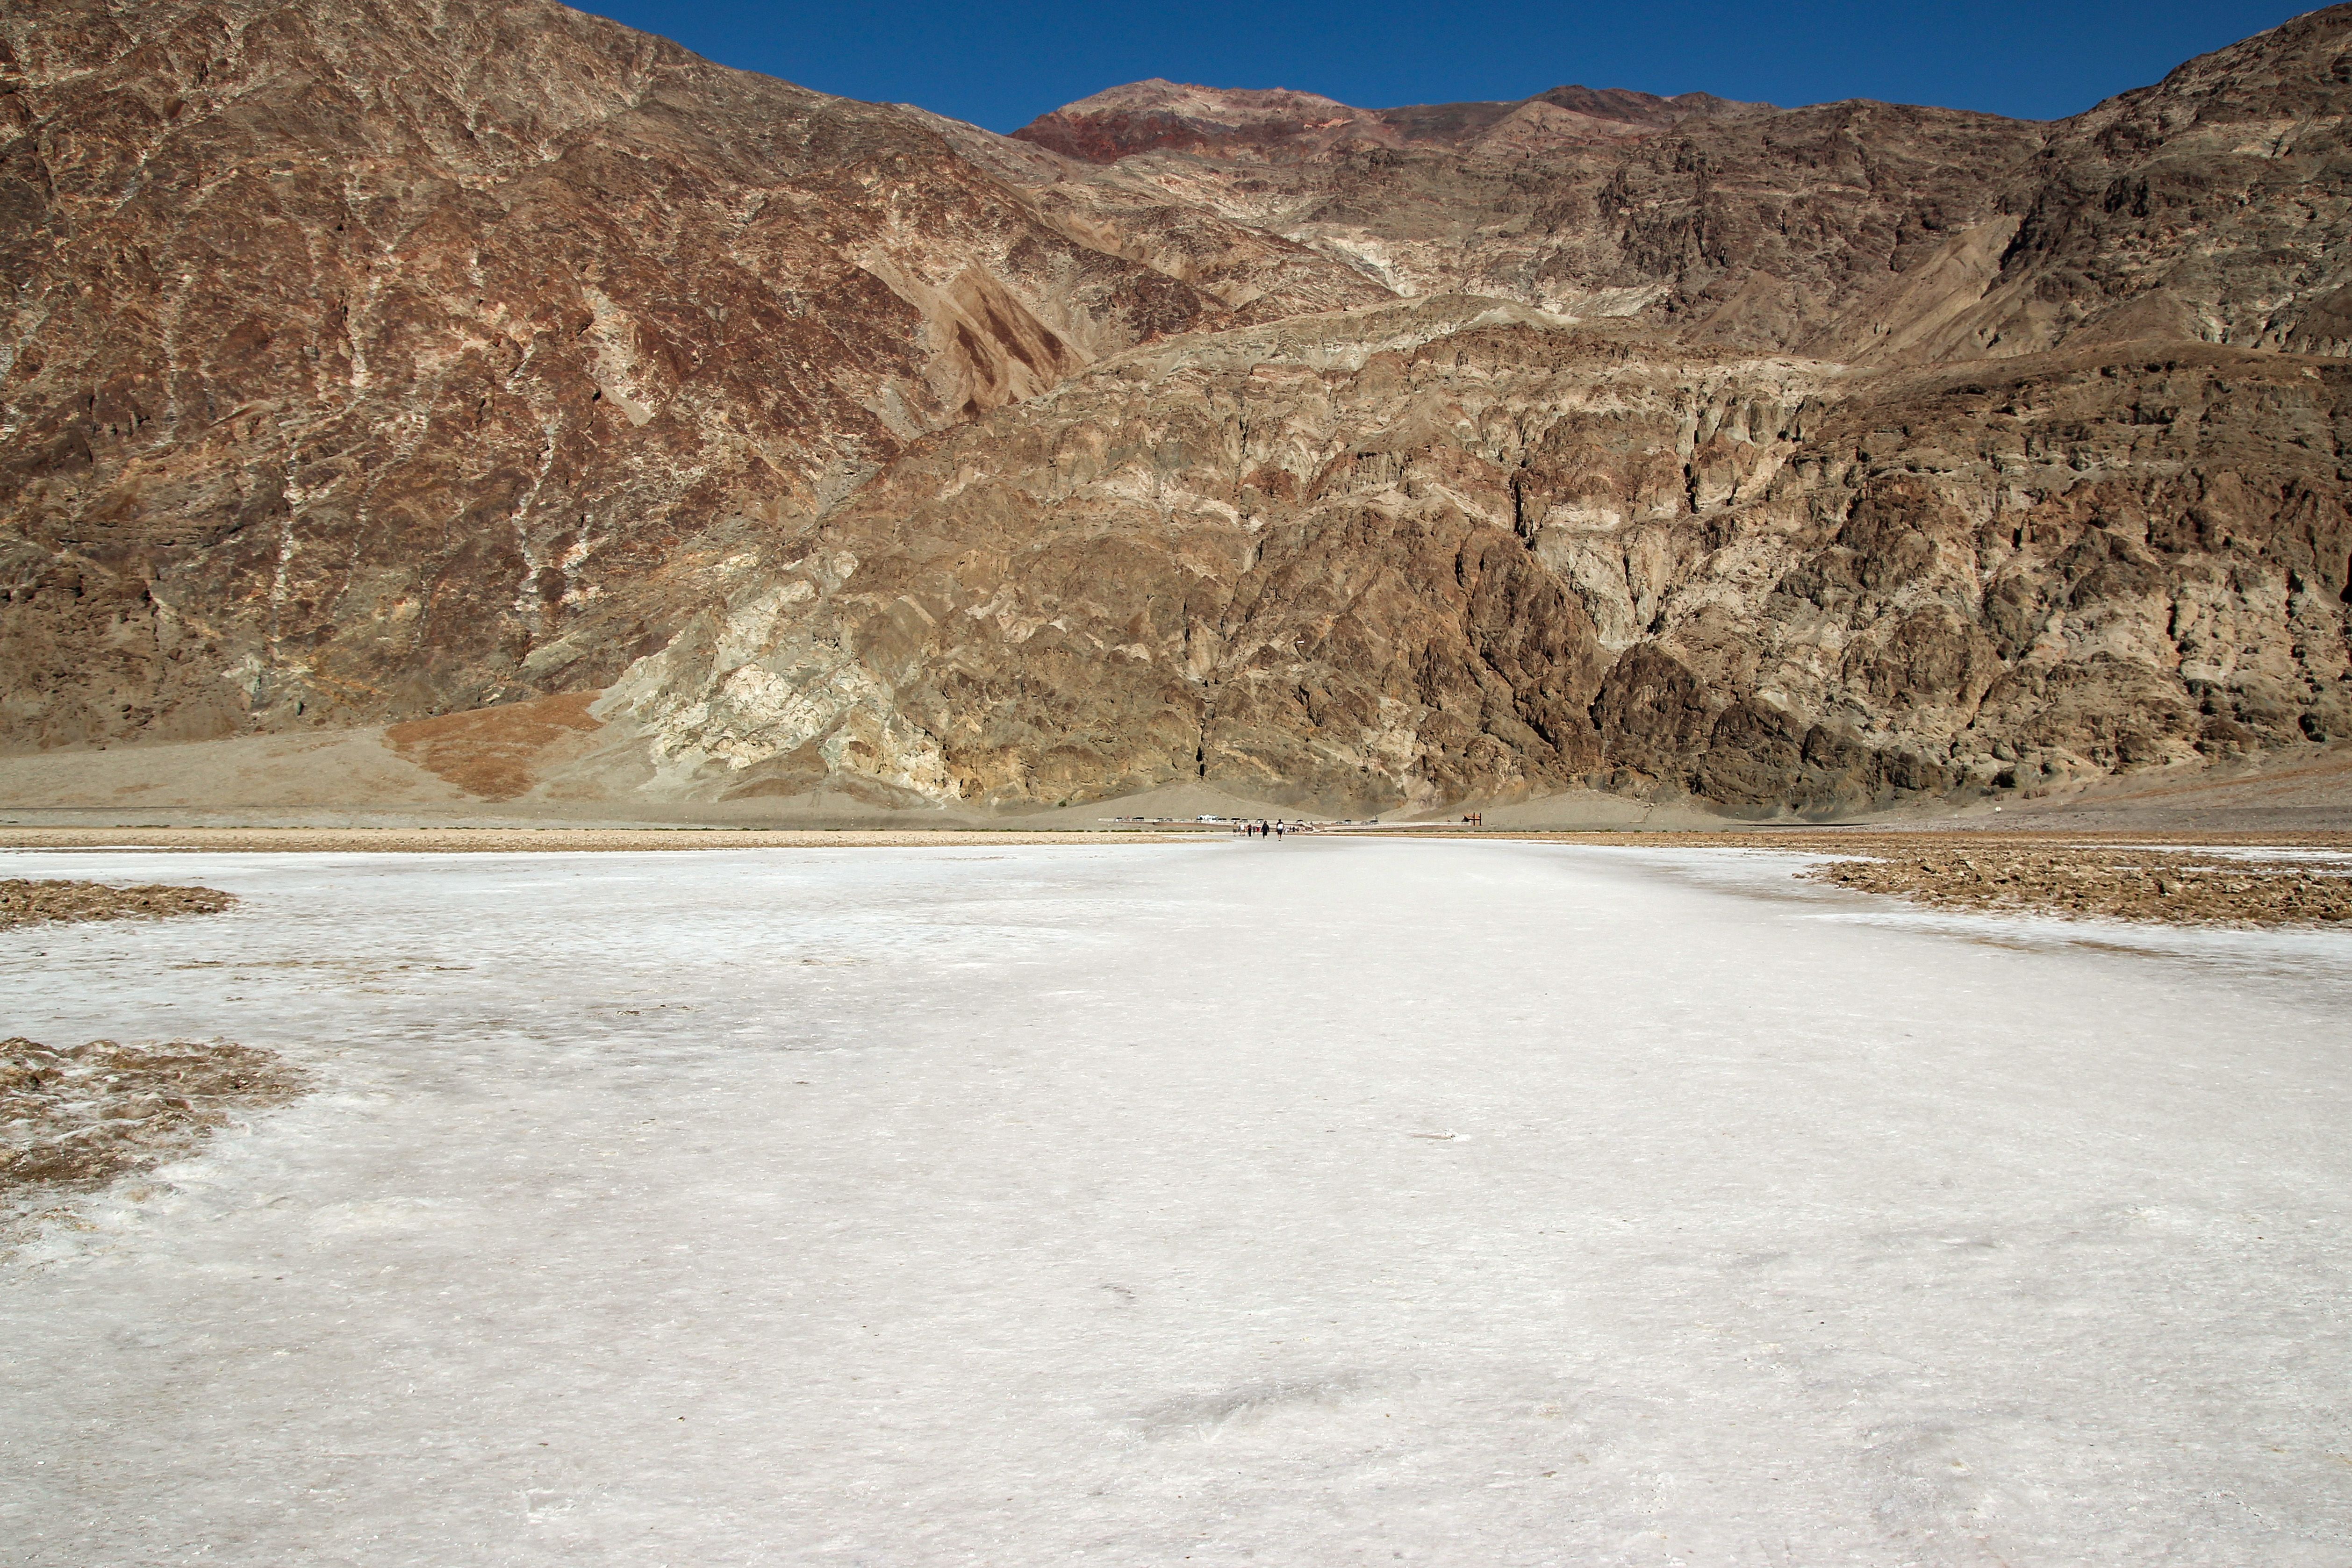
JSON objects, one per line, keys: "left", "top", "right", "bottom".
{"left": 604, "top": 298, "right": 2352, "bottom": 815}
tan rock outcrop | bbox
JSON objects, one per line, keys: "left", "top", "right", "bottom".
{"left": 602, "top": 300, "right": 2352, "bottom": 815}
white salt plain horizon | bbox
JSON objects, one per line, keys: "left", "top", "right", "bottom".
{"left": 3, "top": 838, "right": 2349, "bottom": 1565}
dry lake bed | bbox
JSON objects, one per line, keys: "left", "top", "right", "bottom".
{"left": 4, "top": 838, "right": 2350, "bottom": 1565}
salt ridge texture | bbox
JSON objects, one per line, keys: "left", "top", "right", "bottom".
{"left": 1, "top": 840, "right": 2348, "bottom": 1565}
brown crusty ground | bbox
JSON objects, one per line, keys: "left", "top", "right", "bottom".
{"left": 383, "top": 691, "right": 605, "bottom": 801}
{"left": 1, "top": 1037, "right": 307, "bottom": 1216}
{"left": 1799, "top": 846, "right": 2352, "bottom": 926}
{"left": 1392, "top": 828, "right": 2352, "bottom": 927}
{"left": 0, "top": 879, "right": 237, "bottom": 931}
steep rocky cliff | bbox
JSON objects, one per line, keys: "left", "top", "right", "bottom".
{"left": 0, "top": 0, "right": 1379, "bottom": 749}
{"left": 7, "top": 0, "right": 2351, "bottom": 817}
{"left": 602, "top": 298, "right": 2352, "bottom": 814}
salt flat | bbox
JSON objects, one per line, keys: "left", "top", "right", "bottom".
{"left": 3, "top": 839, "right": 2349, "bottom": 1566}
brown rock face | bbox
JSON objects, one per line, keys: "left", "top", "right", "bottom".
{"left": 1010, "top": 78, "right": 1767, "bottom": 164}
{"left": 603, "top": 300, "right": 2352, "bottom": 815}
{"left": 0, "top": 0, "right": 1378, "bottom": 750}
{"left": 8, "top": 0, "right": 2352, "bottom": 817}
{"left": 1009, "top": 19, "right": 2352, "bottom": 364}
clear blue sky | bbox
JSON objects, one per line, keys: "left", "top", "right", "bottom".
{"left": 574, "top": 0, "right": 2313, "bottom": 130}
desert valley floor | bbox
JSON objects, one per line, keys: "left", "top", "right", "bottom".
{"left": 4, "top": 838, "right": 2350, "bottom": 1565}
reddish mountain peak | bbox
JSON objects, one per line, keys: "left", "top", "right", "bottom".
{"left": 1050, "top": 79, "right": 1357, "bottom": 118}
{"left": 1010, "top": 79, "right": 1392, "bottom": 162}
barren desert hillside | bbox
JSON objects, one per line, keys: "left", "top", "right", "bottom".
{"left": 6, "top": 0, "right": 2352, "bottom": 817}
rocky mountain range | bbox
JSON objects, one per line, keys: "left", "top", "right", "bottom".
{"left": 5, "top": 0, "right": 2350, "bottom": 816}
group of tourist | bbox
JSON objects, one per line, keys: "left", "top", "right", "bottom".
{"left": 1235, "top": 819, "right": 1309, "bottom": 839}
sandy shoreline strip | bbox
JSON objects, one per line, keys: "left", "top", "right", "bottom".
{"left": 0, "top": 826, "right": 1193, "bottom": 853}
{"left": 1385, "top": 827, "right": 2352, "bottom": 849}
{"left": 5, "top": 824, "right": 2352, "bottom": 854}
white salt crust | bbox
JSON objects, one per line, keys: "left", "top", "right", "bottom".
{"left": 2, "top": 839, "right": 2348, "bottom": 1565}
